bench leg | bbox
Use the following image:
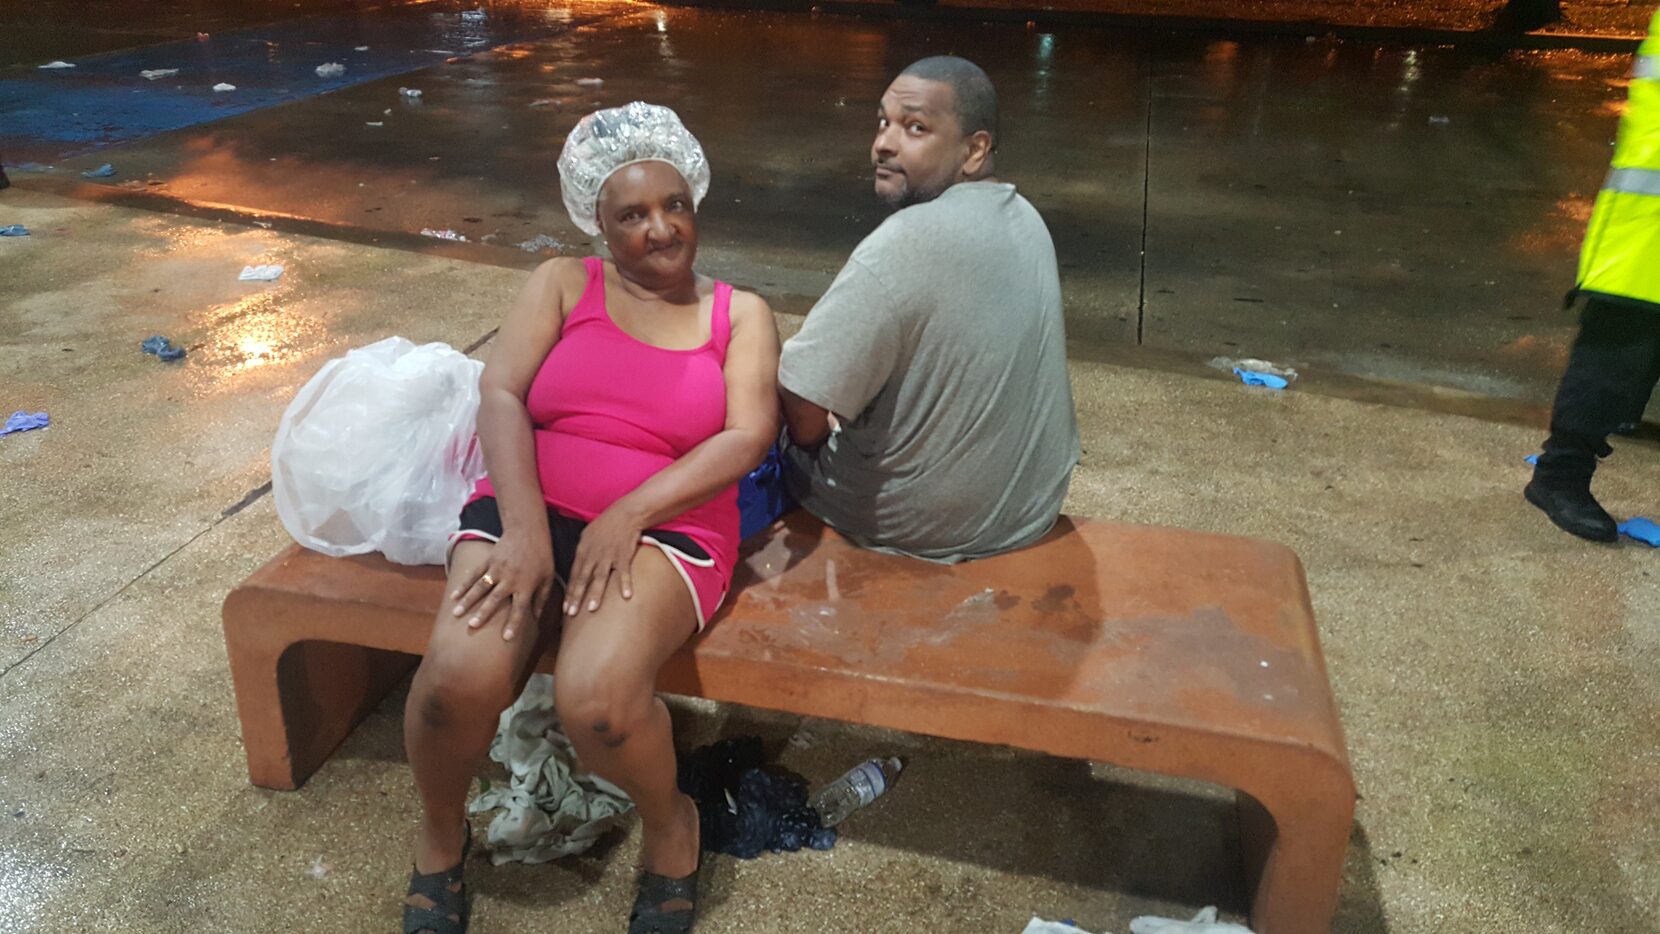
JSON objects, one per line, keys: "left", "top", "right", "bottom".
{"left": 1237, "top": 785, "right": 1354, "bottom": 934}
{"left": 226, "top": 634, "right": 416, "bottom": 790}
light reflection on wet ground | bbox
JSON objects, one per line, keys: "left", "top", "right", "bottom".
{"left": 5, "top": 2, "right": 1647, "bottom": 413}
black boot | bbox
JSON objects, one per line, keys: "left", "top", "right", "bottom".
{"left": 1528, "top": 298, "right": 1660, "bottom": 541}
{"left": 1525, "top": 444, "right": 1617, "bottom": 542}
{"left": 1525, "top": 476, "right": 1617, "bottom": 542}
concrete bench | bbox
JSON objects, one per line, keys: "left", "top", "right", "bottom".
{"left": 222, "top": 512, "right": 1354, "bottom": 933}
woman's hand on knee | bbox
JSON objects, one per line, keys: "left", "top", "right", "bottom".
{"left": 451, "top": 528, "right": 555, "bottom": 641}
{"left": 565, "top": 503, "right": 645, "bottom": 616}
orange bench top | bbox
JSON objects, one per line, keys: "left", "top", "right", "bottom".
{"left": 232, "top": 512, "right": 1351, "bottom": 798}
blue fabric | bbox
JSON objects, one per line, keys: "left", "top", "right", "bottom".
{"left": 1525, "top": 453, "right": 1540, "bottom": 465}
{"left": 1, "top": 411, "right": 49, "bottom": 436}
{"left": 81, "top": 163, "right": 115, "bottom": 178}
{"left": 141, "top": 335, "right": 186, "bottom": 361}
{"left": 1617, "top": 517, "right": 1660, "bottom": 546}
{"left": 0, "top": 225, "right": 28, "bottom": 236}
{"left": 677, "top": 737, "right": 836, "bottom": 859}
{"left": 737, "top": 446, "right": 795, "bottom": 540}
{"left": 1233, "top": 367, "right": 1289, "bottom": 390}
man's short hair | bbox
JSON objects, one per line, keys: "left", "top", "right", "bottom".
{"left": 899, "top": 56, "right": 998, "bottom": 145}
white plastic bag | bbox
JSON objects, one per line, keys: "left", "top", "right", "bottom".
{"left": 1130, "top": 907, "right": 1255, "bottom": 934}
{"left": 1022, "top": 919, "right": 1101, "bottom": 934}
{"left": 272, "top": 336, "right": 485, "bottom": 565}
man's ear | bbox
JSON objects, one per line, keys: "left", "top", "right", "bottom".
{"left": 962, "top": 130, "right": 995, "bottom": 177}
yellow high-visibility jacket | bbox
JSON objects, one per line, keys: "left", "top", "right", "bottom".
{"left": 1575, "top": 10, "right": 1660, "bottom": 310}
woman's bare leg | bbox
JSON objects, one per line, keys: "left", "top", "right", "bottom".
{"left": 553, "top": 547, "right": 701, "bottom": 883}
{"left": 404, "top": 540, "right": 549, "bottom": 874}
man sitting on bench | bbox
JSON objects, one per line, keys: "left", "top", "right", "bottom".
{"left": 779, "top": 56, "right": 1081, "bottom": 562}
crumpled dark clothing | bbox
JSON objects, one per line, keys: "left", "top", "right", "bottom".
{"left": 677, "top": 737, "right": 835, "bottom": 859}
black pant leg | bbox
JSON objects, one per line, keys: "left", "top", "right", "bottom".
{"left": 1541, "top": 297, "right": 1660, "bottom": 477}
{"left": 1626, "top": 343, "right": 1660, "bottom": 426}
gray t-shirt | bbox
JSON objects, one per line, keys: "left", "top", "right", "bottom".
{"left": 779, "top": 180, "right": 1081, "bottom": 563}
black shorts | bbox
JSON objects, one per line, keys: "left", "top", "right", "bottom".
{"left": 448, "top": 497, "right": 710, "bottom": 586}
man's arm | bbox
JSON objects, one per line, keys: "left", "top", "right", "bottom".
{"left": 777, "top": 257, "right": 900, "bottom": 448}
{"left": 780, "top": 386, "right": 833, "bottom": 449}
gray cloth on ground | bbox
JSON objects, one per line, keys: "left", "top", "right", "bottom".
{"left": 466, "top": 674, "right": 633, "bottom": 864}
{"left": 779, "top": 180, "right": 1081, "bottom": 563}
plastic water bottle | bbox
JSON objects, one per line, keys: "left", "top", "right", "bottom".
{"left": 809, "top": 757, "right": 903, "bottom": 827}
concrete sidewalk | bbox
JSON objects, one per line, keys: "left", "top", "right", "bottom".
{"left": 2, "top": 188, "right": 1655, "bottom": 932}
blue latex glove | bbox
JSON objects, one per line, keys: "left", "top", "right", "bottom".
{"left": 141, "top": 335, "right": 187, "bottom": 361}
{"left": 0, "top": 225, "right": 28, "bottom": 236}
{"left": 1, "top": 411, "right": 50, "bottom": 436}
{"left": 1617, "top": 517, "right": 1660, "bottom": 547}
{"left": 1233, "top": 367, "right": 1289, "bottom": 390}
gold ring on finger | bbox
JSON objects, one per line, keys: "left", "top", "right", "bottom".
{"left": 481, "top": 573, "right": 496, "bottom": 588}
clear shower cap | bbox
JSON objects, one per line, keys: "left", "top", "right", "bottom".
{"left": 557, "top": 101, "right": 711, "bottom": 237}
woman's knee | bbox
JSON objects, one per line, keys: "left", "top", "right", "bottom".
{"left": 410, "top": 642, "right": 518, "bottom": 731}
{"left": 554, "top": 667, "right": 653, "bottom": 750}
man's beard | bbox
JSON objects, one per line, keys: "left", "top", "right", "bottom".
{"left": 877, "top": 174, "right": 944, "bottom": 210}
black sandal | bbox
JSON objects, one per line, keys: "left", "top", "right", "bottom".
{"left": 627, "top": 868, "right": 700, "bottom": 934}
{"left": 402, "top": 824, "right": 472, "bottom": 934}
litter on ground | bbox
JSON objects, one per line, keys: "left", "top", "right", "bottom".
{"left": 1, "top": 412, "right": 50, "bottom": 436}
{"left": 140, "top": 335, "right": 187, "bottom": 362}
{"left": 1617, "top": 517, "right": 1660, "bottom": 547}
{"left": 239, "top": 265, "right": 285, "bottom": 282}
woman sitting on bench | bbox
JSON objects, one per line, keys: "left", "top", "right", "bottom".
{"left": 400, "top": 103, "right": 780, "bottom": 934}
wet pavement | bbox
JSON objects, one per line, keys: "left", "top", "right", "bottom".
{"left": 3, "top": 2, "right": 1647, "bottom": 414}
{"left": 0, "top": 0, "right": 391, "bottom": 68}
{"left": 2, "top": 187, "right": 1657, "bottom": 933}
{"left": 0, "top": 1, "right": 635, "bottom": 156}
{"left": 877, "top": 0, "right": 1656, "bottom": 37}
{"left": 3, "top": 2, "right": 1659, "bottom": 932}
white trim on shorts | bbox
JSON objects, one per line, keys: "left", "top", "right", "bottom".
{"left": 446, "top": 528, "right": 724, "bottom": 630}
{"left": 641, "top": 534, "right": 724, "bottom": 631}
{"left": 445, "top": 528, "right": 502, "bottom": 577}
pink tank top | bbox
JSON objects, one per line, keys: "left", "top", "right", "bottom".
{"left": 472, "top": 257, "right": 740, "bottom": 574}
